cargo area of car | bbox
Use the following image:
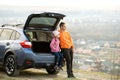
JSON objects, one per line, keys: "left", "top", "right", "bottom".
{"left": 25, "top": 30, "right": 53, "bottom": 53}
{"left": 32, "top": 41, "right": 51, "bottom": 53}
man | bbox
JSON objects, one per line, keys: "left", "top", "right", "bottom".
{"left": 59, "top": 22, "right": 75, "bottom": 78}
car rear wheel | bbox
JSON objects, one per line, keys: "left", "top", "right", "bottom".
{"left": 46, "top": 66, "right": 60, "bottom": 75}
{"left": 5, "top": 55, "right": 20, "bottom": 76}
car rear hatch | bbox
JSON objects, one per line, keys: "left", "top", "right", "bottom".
{"left": 23, "top": 12, "right": 65, "bottom": 53}
{"left": 24, "top": 12, "right": 65, "bottom": 31}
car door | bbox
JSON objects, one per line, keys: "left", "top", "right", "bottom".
{"left": 0, "top": 28, "right": 13, "bottom": 63}
{"left": 24, "top": 12, "right": 65, "bottom": 31}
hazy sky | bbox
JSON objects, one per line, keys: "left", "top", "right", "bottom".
{"left": 0, "top": 0, "right": 120, "bottom": 10}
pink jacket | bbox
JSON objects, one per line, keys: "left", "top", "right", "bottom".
{"left": 50, "top": 38, "right": 60, "bottom": 52}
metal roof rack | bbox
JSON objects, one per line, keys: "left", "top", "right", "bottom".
{"left": 1, "top": 24, "right": 23, "bottom": 27}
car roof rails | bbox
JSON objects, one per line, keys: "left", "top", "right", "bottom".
{"left": 1, "top": 24, "right": 23, "bottom": 27}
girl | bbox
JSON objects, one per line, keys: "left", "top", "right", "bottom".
{"left": 50, "top": 30, "right": 63, "bottom": 70}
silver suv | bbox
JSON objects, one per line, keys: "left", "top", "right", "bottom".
{"left": 0, "top": 12, "right": 65, "bottom": 76}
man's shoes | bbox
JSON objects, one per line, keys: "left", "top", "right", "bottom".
{"left": 71, "top": 75, "right": 76, "bottom": 78}
{"left": 68, "top": 75, "right": 76, "bottom": 78}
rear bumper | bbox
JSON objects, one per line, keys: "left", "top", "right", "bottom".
{"left": 21, "top": 59, "right": 55, "bottom": 69}
{"left": 17, "top": 50, "right": 55, "bottom": 69}
{"left": 33, "top": 54, "right": 55, "bottom": 68}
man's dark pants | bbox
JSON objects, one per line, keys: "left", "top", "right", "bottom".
{"left": 61, "top": 48, "right": 74, "bottom": 77}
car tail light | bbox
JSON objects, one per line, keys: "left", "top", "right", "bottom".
{"left": 20, "top": 40, "right": 31, "bottom": 48}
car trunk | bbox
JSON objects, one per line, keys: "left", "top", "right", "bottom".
{"left": 25, "top": 30, "right": 53, "bottom": 53}
{"left": 23, "top": 12, "right": 65, "bottom": 53}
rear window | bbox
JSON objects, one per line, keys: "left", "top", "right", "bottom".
{"left": 10, "top": 30, "right": 20, "bottom": 40}
{"left": 29, "top": 17, "right": 57, "bottom": 27}
{"left": 15, "top": 31, "right": 21, "bottom": 40}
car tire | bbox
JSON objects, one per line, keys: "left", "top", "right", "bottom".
{"left": 46, "top": 66, "right": 60, "bottom": 75}
{"left": 4, "top": 55, "right": 20, "bottom": 76}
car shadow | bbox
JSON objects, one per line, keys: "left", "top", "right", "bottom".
{"left": 18, "top": 69, "right": 59, "bottom": 79}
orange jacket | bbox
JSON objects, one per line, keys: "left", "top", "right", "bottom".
{"left": 59, "top": 30, "right": 74, "bottom": 49}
